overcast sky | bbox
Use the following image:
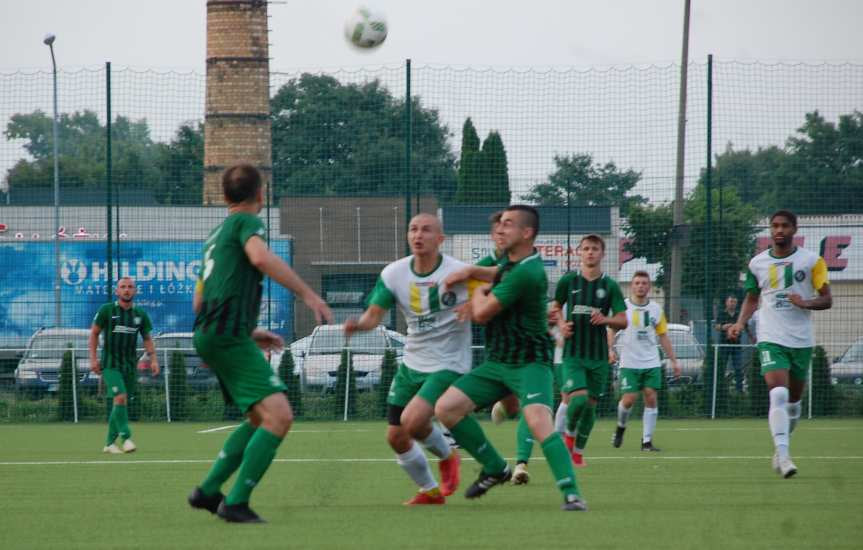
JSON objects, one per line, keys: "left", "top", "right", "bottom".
{"left": 0, "top": 0, "right": 861, "bottom": 202}
{"left": 1, "top": 0, "right": 861, "bottom": 71}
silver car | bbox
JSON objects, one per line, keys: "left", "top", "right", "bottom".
{"left": 831, "top": 339, "right": 863, "bottom": 385}
{"left": 15, "top": 327, "right": 98, "bottom": 392}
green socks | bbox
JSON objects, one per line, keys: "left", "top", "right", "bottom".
{"left": 566, "top": 393, "right": 588, "bottom": 433}
{"left": 226, "top": 428, "right": 284, "bottom": 505}
{"left": 200, "top": 421, "right": 257, "bottom": 497}
{"left": 105, "top": 407, "right": 119, "bottom": 446}
{"left": 575, "top": 404, "right": 596, "bottom": 450}
{"left": 515, "top": 414, "right": 534, "bottom": 464}
{"left": 541, "top": 434, "right": 580, "bottom": 498}
{"left": 113, "top": 404, "right": 131, "bottom": 441}
{"left": 449, "top": 416, "right": 507, "bottom": 475}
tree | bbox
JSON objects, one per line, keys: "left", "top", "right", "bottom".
{"left": 523, "top": 153, "right": 645, "bottom": 214}
{"left": 270, "top": 74, "right": 457, "bottom": 201}
{"left": 707, "top": 110, "right": 863, "bottom": 215}
{"left": 454, "top": 122, "right": 511, "bottom": 204}
{"left": 454, "top": 118, "right": 480, "bottom": 203}
{"left": 3, "top": 109, "right": 203, "bottom": 204}
{"left": 624, "top": 184, "right": 759, "bottom": 301}
{"left": 278, "top": 350, "right": 303, "bottom": 418}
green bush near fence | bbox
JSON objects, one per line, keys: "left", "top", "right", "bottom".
{"left": 168, "top": 352, "right": 188, "bottom": 420}
{"left": 811, "top": 346, "right": 837, "bottom": 416}
{"left": 376, "top": 350, "right": 397, "bottom": 418}
{"left": 58, "top": 349, "right": 74, "bottom": 421}
{"left": 334, "top": 350, "right": 358, "bottom": 418}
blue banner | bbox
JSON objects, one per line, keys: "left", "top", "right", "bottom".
{"left": 0, "top": 240, "right": 293, "bottom": 347}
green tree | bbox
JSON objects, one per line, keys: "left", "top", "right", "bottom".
{"left": 3, "top": 110, "right": 203, "bottom": 204}
{"left": 454, "top": 117, "right": 481, "bottom": 203}
{"left": 523, "top": 153, "right": 645, "bottom": 215}
{"left": 479, "top": 131, "right": 511, "bottom": 204}
{"left": 376, "top": 349, "right": 397, "bottom": 418}
{"left": 278, "top": 350, "right": 303, "bottom": 418}
{"left": 624, "top": 184, "right": 759, "bottom": 301}
{"left": 58, "top": 349, "right": 74, "bottom": 421}
{"left": 707, "top": 110, "right": 863, "bottom": 215}
{"left": 270, "top": 74, "right": 457, "bottom": 201}
{"left": 168, "top": 352, "right": 188, "bottom": 421}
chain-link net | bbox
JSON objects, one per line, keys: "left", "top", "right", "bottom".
{"left": 1, "top": 61, "right": 861, "bottom": 422}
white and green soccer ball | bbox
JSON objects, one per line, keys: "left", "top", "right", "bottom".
{"left": 344, "top": 6, "right": 388, "bottom": 49}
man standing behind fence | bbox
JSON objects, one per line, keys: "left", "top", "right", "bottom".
{"left": 728, "top": 210, "right": 832, "bottom": 478}
{"left": 344, "top": 213, "right": 465, "bottom": 505}
{"left": 187, "top": 163, "right": 332, "bottom": 524}
{"left": 89, "top": 276, "right": 159, "bottom": 454}
{"left": 716, "top": 295, "right": 745, "bottom": 392}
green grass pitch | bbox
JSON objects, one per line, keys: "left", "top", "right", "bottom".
{"left": 1, "top": 418, "right": 861, "bottom": 549}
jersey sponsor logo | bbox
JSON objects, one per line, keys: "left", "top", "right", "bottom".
{"left": 416, "top": 314, "right": 437, "bottom": 330}
{"left": 60, "top": 259, "right": 88, "bottom": 285}
{"left": 570, "top": 305, "right": 593, "bottom": 315}
{"left": 794, "top": 269, "right": 806, "bottom": 282}
{"left": 441, "top": 291, "right": 457, "bottom": 307}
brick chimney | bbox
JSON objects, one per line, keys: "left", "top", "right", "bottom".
{"left": 204, "top": 0, "right": 271, "bottom": 205}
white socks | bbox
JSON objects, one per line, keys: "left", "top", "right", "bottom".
{"left": 421, "top": 423, "right": 452, "bottom": 459}
{"left": 768, "top": 387, "right": 790, "bottom": 459}
{"left": 396, "top": 442, "right": 437, "bottom": 492}
{"left": 642, "top": 407, "right": 658, "bottom": 444}
{"left": 617, "top": 402, "right": 632, "bottom": 428}
{"left": 787, "top": 400, "right": 802, "bottom": 434}
{"left": 554, "top": 403, "right": 568, "bottom": 434}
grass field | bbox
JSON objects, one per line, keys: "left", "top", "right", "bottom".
{"left": 1, "top": 418, "right": 861, "bottom": 549}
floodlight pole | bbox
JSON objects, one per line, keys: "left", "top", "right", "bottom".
{"left": 45, "top": 34, "right": 61, "bottom": 327}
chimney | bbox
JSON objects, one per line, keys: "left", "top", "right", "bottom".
{"left": 204, "top": 0, "right": 271, "bottom": 205}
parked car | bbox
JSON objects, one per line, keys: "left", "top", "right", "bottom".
{"left": 137, "top": 332, "right": 218, "bottom": 390}
{"left": 275, "top": 324, "right": 405, "bottom": 391}
{"left": 15, "top": 327, "right": 99, "bottom": 392}
{"left": 831, "top": 338, "right": 863, "bottom": 385}
{"left": 663, "top": 323, "right": 705, "bottom": 381}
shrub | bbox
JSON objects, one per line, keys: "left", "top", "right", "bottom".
{"left": 279, "top": 351, "right": 303, "bottom": 418}
{"left": 376, "top": 350, "right": 397, "bottom": 418}
{"left": 58, "top": 349, "right": 74, "bottom": 421}
{"left": 334, "top": 349, "right": 358, "bottom": 418}
{"left": 168, "top": 351, "right": 188, "bottom": 420}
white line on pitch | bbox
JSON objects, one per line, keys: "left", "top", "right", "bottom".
{"left": 195, "top": 426, "right": 376, "bottom": 434}
{"left": 2, "top": 455, "right": 862, "bottom": 466}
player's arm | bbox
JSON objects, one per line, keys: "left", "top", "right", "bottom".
{"left": 658, "top": 334, "right": 681, "bottom": 378}
{"left": 344, "top": 305, "right": 387, "bottom": 338}
{"left": 244, "top": 235, "right": 333, "bottom": 325}
{"left": 607, "top": 327, "right": 618, "bottom": 364}
{"left": 590, "top": 283, "right": 628, "bottom": 329}
{"left": 789, "top": 258, "right": 832, "bottom": 311}
{"left": 142, "top": 333, "right": 160, "bottom": 376}
{"left": 470, "top": 284, "right": 502, "bottom": 324}
{"left": 88, "top": 323, "right": 102, "bottom": 375}
{"left": 443, "top": 264, "right": 497, "bottom": 288}
{"left": 193, "top": 278, "right": 204, "bottom": 314}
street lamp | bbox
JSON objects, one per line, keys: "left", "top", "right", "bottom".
{"left": 44, "top": 33, "right": 61, "bottom": 327}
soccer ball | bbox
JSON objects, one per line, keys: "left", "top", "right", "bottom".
{"left": 344, "top": 6, "right": 388, "bottom": 49}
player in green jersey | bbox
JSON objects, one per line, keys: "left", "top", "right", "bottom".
{"left": 553, "top": 234, "right": 627, "bottom": 467}
{"left": 436, "top": 205, "right": 587, "bottom": 511}
{"left": 89, "top": 277, "right": 158, "bottom": 454}
{"left": 187, "top": 164, "right": 332, "bottom": 523}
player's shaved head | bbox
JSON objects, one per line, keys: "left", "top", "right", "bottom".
{"left": 409, "top": 213, "right": 442, "bottom": 234}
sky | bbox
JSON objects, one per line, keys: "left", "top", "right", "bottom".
{"left": 0, "top": 0, "right": 861, "bottom": 201}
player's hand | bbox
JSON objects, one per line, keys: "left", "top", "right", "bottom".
{"left": 788, "top": 293, "right": 807, "bottom": 308}
{"left": 589, "top": 309, "right": 608, "bottom": 326}
{"left": 443, "top": 267, "right": 473, "bottom": 289}
{"left": 547, "top": 305, "right": 561, "bottom": 325}
{"left": 149, "top": 359, "right": 160, "bottom": 377}
{"left": 560, "top": 321, "right": 574, "bottom": 339}
{"left": 343, "top": 318, "right": 361, "bottom": 339}
{"left": 454, "top": 302, "right": 472, "bottom": 323}
{"left": 670, "top": 359, "right": 681, "bottom": 379}
{"left": 90, "top": 358, "right": 101, "bottom": 375}
{"left": 304, "top": 293, "right": 334, "bottom": 325}
{"left": 608, "top": 349, "right": 618, "bottom": 364}
{"left": 726, "top": 323, "right": 743, "bottom": 342}
{"left": 252, "top": 329, "right": 285, "bottom": 353}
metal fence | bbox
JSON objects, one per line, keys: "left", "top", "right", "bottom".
{"left": 1, "top": 60, "right": 862, "bottom": 421}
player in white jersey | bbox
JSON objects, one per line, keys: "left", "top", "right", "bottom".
{"left": 728, "top": 210, "right": 832, "bottom": 478}
{"left": 608, "top": 271, "right": 680, "bottom": 451}
{"left": 345, "top": 213, "right": 472, "bottom": 504}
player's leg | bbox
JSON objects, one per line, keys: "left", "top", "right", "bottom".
{"left": 513, "top": 413, "right": 533, "bottom": 484}
{"left": 760, "top": 343, "right": 796, "bottom": 478}
{"left": 640, "top": 367, "right": 663, "bottom": 451}
{"left": 517, "top": 363, "right": 585, "bottom": 511}
{"left": 401, "top": 369, "right": 462, "bottom": 499}
{"left": 572, "top": 360, "right": 607, "bottom": 460}
{"left": 435, "top": 364, "right": 510, "bottom": 497}
{"left": 101, "top": 368, "right": 128, "bottom": 453}
{"left": 491, "top": 393, "right": 520, "bottom": 424}
{"left": 553, "top": 362, "right": 568, "bottom": 434}
{"left": 561, "top": 358, "right": 588, "bottom": 453}
{"left": 614, "top": 368, "right": 638, "bottom": 448}
{"left": 119, "top": 370, "right": 138, "bottom": 452}
{"left": 786, "top": 347, "right": 812, "bottom": 435}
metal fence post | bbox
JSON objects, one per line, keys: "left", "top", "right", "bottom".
{"left": 711, "top": 344, "right": 719, "bottom": 419}
{"left": 343, "top": 349, "right": 351, "bottom": 422}
{"left": 71, "top": 348, "right": 78, "bottom": 423}
{"left": 164, "top": 348, "right": 171, "bottom": 422}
